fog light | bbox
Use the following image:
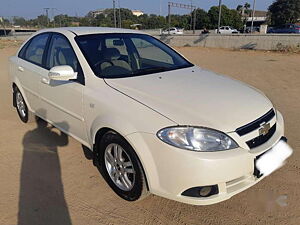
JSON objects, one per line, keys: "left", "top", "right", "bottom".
{"left": 199, "top": 186, "right": 212, "bottom": 197}
{"left": 182, "top": 185, "right": 219, "bottom": 198}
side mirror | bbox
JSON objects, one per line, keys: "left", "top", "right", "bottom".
{"left": 48, "top": 65, "right": 77, "bottom": 81}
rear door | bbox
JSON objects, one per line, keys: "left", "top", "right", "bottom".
{"left": 39, "top": 33, "right": 88, "bottom": 144}
{"left": 17, "top": 33, "right": 50, "bottom": 111}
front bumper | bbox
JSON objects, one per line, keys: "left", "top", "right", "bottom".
{"left": 125, "top": 111, "right": 286, "bottom": 205}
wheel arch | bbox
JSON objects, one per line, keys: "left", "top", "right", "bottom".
{"left": 93, "top": 126, "right": 150, "bottom": 191}
{"left": 12, "top": 81, "right": 33, "bottom": 112}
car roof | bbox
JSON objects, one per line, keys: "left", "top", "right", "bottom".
{"left": 36, "top": 27, "right": 145, "bottom": 36}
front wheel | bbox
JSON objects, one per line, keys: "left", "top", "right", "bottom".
{"left": 96, "top": 131, "right": 149, "bottom": 201}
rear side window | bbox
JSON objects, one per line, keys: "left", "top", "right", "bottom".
{"left": 22, "top": 33, "right": 49, "bottom": 66}
{"left": 18, "top": 41, "right": 31, "bottom": 59}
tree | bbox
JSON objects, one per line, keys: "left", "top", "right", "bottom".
{"left": 244, "top": 2, "right": 251, "bottom": 11}
{"left": 208, "top": 5, "right": 243, "bottom": 29}
{"left": 30, "top": 15, "right": 49, "bottom": 27}
{"left": 268, "top": 0, "right": 300, "bottom": 25}
{"left": 138, "top": 14, "right": 166, "bottom": 29}
{"left": 236, "top": 5, "right": 243, "bottom": 12}
{"left": 230, "top": 9, "right": 243, "bottom": 28}
{"left": 13, "top": 17, "right": 28, "bottom": 26}
{"left": 236, "top": 2, "right": 251, "bottom": 15}
{"left": 54, "top": 14, "right": 72, "bottom": 27}
{"left": 2, "top": 18, "right": 10, "bottom": 26}
{"left": 194, "top": 8, "right": 210, "bottom": 29}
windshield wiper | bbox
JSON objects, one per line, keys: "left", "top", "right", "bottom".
{"left": 133, "top": 67, "right": 170, "bottom": 76}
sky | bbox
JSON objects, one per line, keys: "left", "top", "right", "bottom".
{"left": 0, "top": 0, "right": 275, "bottom": 19}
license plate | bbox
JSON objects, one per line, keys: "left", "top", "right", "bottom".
{"left": 255, "top": 140, "right": 293, "bottom": 176}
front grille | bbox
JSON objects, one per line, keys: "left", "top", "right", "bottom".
{"left": 236, "top": 109, "right": 275, "bottom": 136}
{"left": 246, "top": 124, "right": 276, "bottom": 148}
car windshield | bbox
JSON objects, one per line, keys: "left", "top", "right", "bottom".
{"left": 75, "top": 33, "right": 193, "bottom": 78}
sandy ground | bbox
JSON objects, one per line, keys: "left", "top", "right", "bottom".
{"left": 0, "top": 44, "right": 299, "bottom": 225}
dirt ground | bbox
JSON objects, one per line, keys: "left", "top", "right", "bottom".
{"left": 0, "top": 44, "right": 299, "bottom": 225}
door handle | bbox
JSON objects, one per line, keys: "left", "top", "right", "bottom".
{"left": 41, "top": 77, "right": 50, "bottom": 85}
{"left": 18, "top": 66, "right": 24, "bottom": 72}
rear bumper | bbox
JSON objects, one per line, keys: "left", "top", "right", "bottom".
{"left": 125, "top": 111, "right": 287, "bottom": 205}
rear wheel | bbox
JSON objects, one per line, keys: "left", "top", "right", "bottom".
{"left": 13, "top": 87, "right": 34, "bottom": 123}
{"left": 96, "top": 131, "right": 149, "bottom": 201}
{"left": 14, "top": 88, "right": 28, "bottom": 123}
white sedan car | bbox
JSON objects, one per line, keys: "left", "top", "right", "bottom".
{"left": 9, "top": 27, "right": 292, "bottom": 205}
{"left": 162, "top": 27, "right": 184, "bottom": 35}
{"left": 216, "top": 26, "right": 239, "bottom": 34}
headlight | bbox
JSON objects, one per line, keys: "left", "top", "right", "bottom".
{"left": 157, "top": 127, "right": 238, "bottom": 152}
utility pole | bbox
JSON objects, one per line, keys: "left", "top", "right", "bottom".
{"left": 190, "top": 0, "right": 193, "bottom": 31}
{"left": 168, "top": 2, "right": 196, "bottom": 35}
{"left": 113, "top": 0, "right": 117, "bottom": 28}
{"left": 217, "top": 0, "right": 222, "bottom": 34}
{"left": 251, "top": 0, "right": 256, "bottom": 33}
{"left": 168, "top": 2, "right": 171, "bottom": 35}
{"left": 53, "top": 8, "right": 62, "bottom": 27}
{"left": 51, "top": 8, "right": 55, "bottom": 27}
{"left": 193, "top": 7, "right": 196, "bottom": 34}
{"left": 44, "top": 8, "right": 50, "bottom": 27}
{"left": 159, "top": 0, "right": 162, "bottom": 16}
{"left": 118, "top": 0, "right": 122, "bottom": 28}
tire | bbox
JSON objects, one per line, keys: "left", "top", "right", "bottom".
{"left": 13, "top": 87, "right": 34, "bottom": 123}
{"left": 96, "top": 131, "right": 149, "bottom": 201}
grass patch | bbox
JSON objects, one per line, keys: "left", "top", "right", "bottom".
{"left": 275, "top": 42, "right": 300, "bottom": 53}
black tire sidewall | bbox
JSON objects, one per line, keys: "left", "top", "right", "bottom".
{"left": 14, "top": 88, "right": 29, "bottom": 123}
{"left": 98, "top": 132, "right": 145, "bottom": 201}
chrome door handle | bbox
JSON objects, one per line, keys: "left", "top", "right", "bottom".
{"left": 41, "top": 77, "right": 50, "bottom": 85}
{"left": 18, "top": 66, "right": 24, "bottom": 72}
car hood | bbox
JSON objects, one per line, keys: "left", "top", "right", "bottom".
{"left": 105, "top": 66, "right": 273, "bottom": 132}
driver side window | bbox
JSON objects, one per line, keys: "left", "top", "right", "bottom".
{"left": 46, "top": 34, "right": 84, "bottom": 84}
{"left": 46, "top": 34, "right": 78, "bottom": 71}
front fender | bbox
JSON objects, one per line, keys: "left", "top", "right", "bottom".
{"left": 90, "top": 113, "right": 138, "bottom": 145}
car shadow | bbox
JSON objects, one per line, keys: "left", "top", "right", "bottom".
{"left": 18, "top": 114, "right": 72, "bottom": 225}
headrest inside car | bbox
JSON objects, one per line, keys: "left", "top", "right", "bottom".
{"left": 113, "top": 39, "right": 124, "bottom": 46}
{"left": 102, "top": 48, "right": 121, "bottom": 61}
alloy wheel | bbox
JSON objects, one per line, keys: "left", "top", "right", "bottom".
{"left": 16, "top": 92, "right": 26, "bottom": 118}
{"left": 104, "top": 143, "right": 136, "bottom": 191}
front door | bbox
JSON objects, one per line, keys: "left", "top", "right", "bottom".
{"left": 38, "top": 33, "right": 88, "bottom": 145}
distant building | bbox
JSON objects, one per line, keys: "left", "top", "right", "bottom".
{"left": 70, "top": 22, "right": 80, "bottom": 26}
{"left": 245, "top": 10, "right": 267, "bottom": 27}
{"left": 131, "top": 10, "right": 144, "bottom": 17}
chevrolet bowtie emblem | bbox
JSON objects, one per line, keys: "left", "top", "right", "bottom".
{"left": 259, "top": 122, "right": 271, "bottom": 136}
